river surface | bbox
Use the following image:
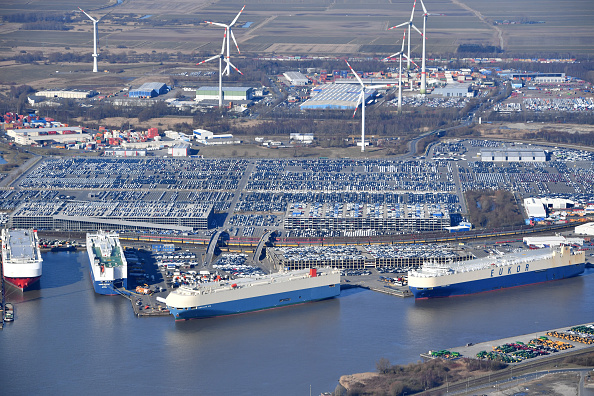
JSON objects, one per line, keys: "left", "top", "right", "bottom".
{"left": 2, "top": 251, "right": 593, "bottom": 395}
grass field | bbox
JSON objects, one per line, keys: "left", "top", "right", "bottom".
{"left": 0, "top": 0, "right": 592, "bottom": 61}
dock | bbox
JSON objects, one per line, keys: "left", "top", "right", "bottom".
{"left": 0, "top": 260, "right": 3, "bottom": 329}
{"left": 342, "top": 276, "right": 413, "bottom": 298}
{"left": 423, "top": 321, "right": 594, "bottom": 364}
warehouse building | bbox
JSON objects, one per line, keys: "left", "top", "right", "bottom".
{"left": 283, "top": 202, "right": 450, "bottom": 232}
{"left": 508, "top": 73, "right": 565, "bottom": 83}
{"left": 195, "top": 87, "right": 253, "bottom": 102}
{"left": 7, "top": 127, "right": 88, "bottom": 145}
{"left": 575, "top": 222, "right": 594, "bottom": 236}
{"left": 480, "top": 149, "right": 546, "bottom": 162}
{"left": 431, "top": 83, "right": 475, "bottom": 97}
{"left": 300, "top": 84, "right": 375, "bottom": 110}
{"left": 193, "top": 129, "right": 239, "bottom": 145}
{"left": 268, "top": 245, "right": 472, "bottom": 270}
{"left": 523, "top": 198, "right": 547, "bottom": 221}
{"left": 283, "top": 71, "right": 309, "bottom": 86}
{"left": 168, "top": 142, "right": 190, "bottom": 157}
{"left": 9, "top": 201, "right": 212, "bottom": 232}
{"left": 36, "top": 89, "right": 97, "bottom": 99}
{"left": 129, "top": 82, "right": 169, "bottom": 98}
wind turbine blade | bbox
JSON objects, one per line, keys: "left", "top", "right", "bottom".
{"left": 412, "top": 23, "right": 423, "bottom": 37}
{"left": 221, "top": 33, "right": 226, "bottom": 54}
{"left": 403, "top": 54, "right": 419, "bottom": 68}
{"left": 383, "top": 52, "right": 403, "bottom": 61}
{"left": 197, "top": 55, "right": 220, "bottom": 65}
{"left": 389, "top": 22, "right": 409, "bottom": 30}
{"left": 205, "top": 21, "right": 228, "bottom": 28}
{"left": 230, "top": 5, "right": 246, "bottom": 27}
{"left": 78, "top": 7, "right": 97, "bottom": 22}
{"left": 420, "top": 0, "right": 428, "bottom": 15}
{"left": 230, "top": 29, "right": 241, "bottom": 54}
{"left": 409, "top": 0, "right": 417, "bottom": 22}
{"left": 98, "top": 9, "right": 114, "bottom": 22}
{"left": 225, "top": 59, "right": 243, "bottom": 75}
{"left": 345, "top": 60, "right": 365, "bottom": 86}
{"left": 352, "top": 92, "right": 363, "bottom": 118}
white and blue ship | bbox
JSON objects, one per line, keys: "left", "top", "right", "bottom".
{"left": 166, "top": 268, "right": 340, "bottom": 321}
{"left": 86, "top": 231, "right": 128, "bottom": 295}
{"left": 408, "top": 245, "right": 585, "bottom": 299}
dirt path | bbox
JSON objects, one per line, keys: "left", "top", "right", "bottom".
{"left": 450, "top": 0, "right": 504, "bottom": 49}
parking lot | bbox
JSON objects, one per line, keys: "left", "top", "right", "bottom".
{"left": 2, "top": 139, "right": 593, "bottom": 239}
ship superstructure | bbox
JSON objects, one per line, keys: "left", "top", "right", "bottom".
{"left": 2, "top": 229, "right": 43, "bottom": 290}
{"left": 166, "top": 268, "right": 340, "bottom": 320}
{"left": 408, "top": 245, "right": 585, "bottom": 299}
{"left": 86, "top": 231, "right": 127, "bottom": 295}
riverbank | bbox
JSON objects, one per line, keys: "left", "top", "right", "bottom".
{"left": 337, "top": 322, "right": 594, "bottom": 395}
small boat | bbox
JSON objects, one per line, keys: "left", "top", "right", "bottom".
{"left": 4, "top": 303, "right": 14, "bottom": 322}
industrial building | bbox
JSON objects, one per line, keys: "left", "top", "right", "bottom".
{"left": 7, "top": 127, "right": 89, "bottom": 145}
{"left": 290, "top": 133, "right": 314, "bottom": 143}
{"left": 431, "top": 83, "right": 475, "bottom": 97}
{"left": 522, "top": 236, "right": 583, "bottom": 248}
{"left": 128, "top": 82, "right": 169, "bottom": 98}
{"left": 300, "top": 84, "right": 375, "bottom": 110}
{"left": 507, "top": 73, "right": 566, "bottom": 83}
{"left": 193, "top": 129, "right": 239, "bottom": 145}
{"left": 575, "top": 222, "right": 594, "bottom": 236}
{"left": 36, "top": 89, "right": 97, "bottom": 99}
{"left": 195, "top": 87, "right": 253, "bottom": 101}
{"left": 9, "top": 201, "right": 213, "bottom": 232}
{"left": 168, "top": 143, "right": 190, "bottom": 157}
{"left": 283, "top": 202, "right": 450, "bottom": 232}
{"left": 283, "top": 71, "right": 309, "bottom": 86}
{"left": 268, "top": 245, "right": 472, "bottom": 270}
{"left": 523, "top": 198, "right": 547, "bottom": 221}
{"left": 480, "top": 149, "right": 546, "bottom": 162}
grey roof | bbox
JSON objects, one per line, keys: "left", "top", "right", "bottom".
{"left": 137, "top": 82, "right": 168, "bottom": 91}
{"left": 300, "top": 84, "right": 374, "bottom": 109}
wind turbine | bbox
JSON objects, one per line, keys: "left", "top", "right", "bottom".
{"left": 204, "top": 5, "right": 245, "bottom": 76}
{"left": 196, "top": 35, "right": 243, "bottom": 108}
{"left": 78, "top": 7, "right": 103, "bottom": 73}
{"left": 388, "top": 0, "right": 423, "bottom": 70}
{"left": 383, "top": 30, "right": 410, "bottom": 113}
{"left": 419, "top": 0, "right": 444, "bottom": 94}
{"left": 345, "top": 61, "right": 393, "bottom": 152}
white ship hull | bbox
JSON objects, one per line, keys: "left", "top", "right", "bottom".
{"left": 408, "top": 246, "right": 585, "bottom": 298}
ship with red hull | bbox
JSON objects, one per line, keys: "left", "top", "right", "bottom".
{"left": 2, "top": 229, "right": 43, "bottom": 290}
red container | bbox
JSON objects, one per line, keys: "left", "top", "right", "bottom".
{"left": 309, "top": 268, "right": 317, "bottom": 277}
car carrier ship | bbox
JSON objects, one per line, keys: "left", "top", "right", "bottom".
{"left": 86, "top": 231, "right": 127, "bottom": 295}
{"left": 165, "top": 268, "right": 341, "bottom": 321}
{"left": 2, "top": 229, "right": 43, "bottom": 290}
{"left": 408, "top": 245, "right": 585, "bottom": 299}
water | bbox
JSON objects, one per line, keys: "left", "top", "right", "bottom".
{"left": 2, "top": 251, "right": 593, "bottom": 396}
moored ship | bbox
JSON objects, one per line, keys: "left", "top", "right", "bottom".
{"left": 408, "top": 245, "right": 585, "bottom": 299}
{"left": 86, "top": 231, "right": 127, "bottom": 295}
{"left": 2, "top": 229, "right": 43, "bottom": 290}
{"left": 166, "top": 268, "right": 341, "bottom": 321}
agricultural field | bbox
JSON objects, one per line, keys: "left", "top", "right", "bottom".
{"left": 0, "top": 0, "right": 592, "bottom": 81}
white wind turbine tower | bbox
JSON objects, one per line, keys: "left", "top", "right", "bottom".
{"left": 204, "top": 5, "right": 245, "bottom": 77}
{"left": 345, "top": 61, "right": 393, "bottom": 152}
{"left": 197, "top": 35, "right": 243, "bottom": 108}
{"left": 383, "top": 30, "right": 410, "bottom": 113}
{"left": 388, "top": 0, "right": 423, "bottom": 70}
{"left": 419, "top": 0, "right": 443, "bottom": 94}
{"left": 79, "top": 7, "right": 102, "bottom": 73}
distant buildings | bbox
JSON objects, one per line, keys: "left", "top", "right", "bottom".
{"left": 195, "top": 87, "right": 253, "bottom": 102}
{"left": 300, "top": 84, "right": 374, "bottom": 110}
{"left": 431, "top": 83, "right": 475, "bottom": 98}
{"left": 129, "top": 82, "right": 169, "bottom": 98}
{"left": 480, "top": 149, "right": 546, "bottom": 162}
{"left": 283, "top": 71, "right": 309, "bottom": 86}
{"left": 36, "top": 89, "right": 97, "bottom": 99}
{"left": 193, "top": 129, "right": 240, "bottom": 145}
